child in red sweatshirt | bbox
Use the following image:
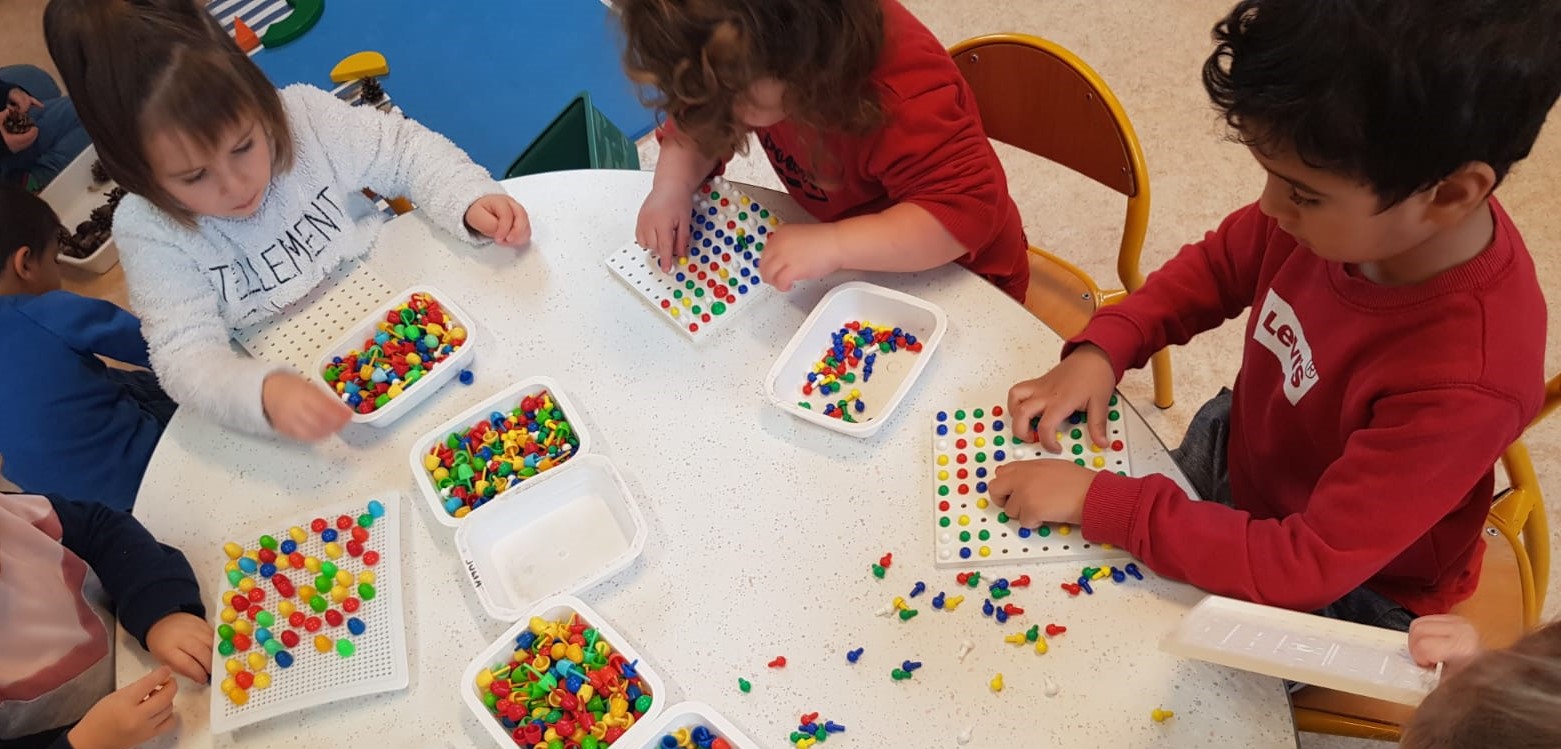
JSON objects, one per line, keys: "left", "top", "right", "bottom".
{"left": 617, "top": 0, "right": 1029, "bottom": 301}
{"left": 990, "top": 0, "right": 1558, "bottom": 629}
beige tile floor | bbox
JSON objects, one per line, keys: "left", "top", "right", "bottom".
{"left": 6, "top": 1, "right": 1559, "bottom": 744}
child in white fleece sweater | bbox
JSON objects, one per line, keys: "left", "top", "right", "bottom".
{"left": 45, "top": 0, "right": 530, "bottom": 441}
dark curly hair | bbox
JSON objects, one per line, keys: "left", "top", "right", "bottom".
{"left": 618, "top": 0, "right": 885, "bottom": 161}
{"left": 1202, "top": 0, "right": 1561, "bottom": 207}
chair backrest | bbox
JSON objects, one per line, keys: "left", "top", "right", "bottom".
{"left": 1491, "top": 372, "right": 1560, "bottom": 626}
{"left": 948, "top": 34, "right": 1146, "bottom": 198}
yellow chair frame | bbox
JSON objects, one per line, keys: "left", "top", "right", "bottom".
{"left": 949, "top": 34, "right": 1173, "bottom": 408}
{"left": 1293, "top": 373, "right": 1559, "bottom": 740}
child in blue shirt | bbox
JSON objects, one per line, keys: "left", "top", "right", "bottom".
{"left": 0, "top": 187, "right": 175, "bottom": 510}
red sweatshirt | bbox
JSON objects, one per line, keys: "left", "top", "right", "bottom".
{"left": 733, "top": 0, "right": 1029, "bottom": 300}
{"left": 1073, "top": 200, "right": 1546, "bottom": 615}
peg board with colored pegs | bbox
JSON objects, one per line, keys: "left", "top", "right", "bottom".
{"left": 606, "top": 176, "right": 782, "bottom": 340}
{"left": 932, "top": 402, "right": 1133, "bottom": 567}
{"left": 207, "top": 493, "right": 408, "bottom": 733}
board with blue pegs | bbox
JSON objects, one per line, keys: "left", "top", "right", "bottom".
{"left": 607, "top": 176, "right": 782, "bottom": 341}
{"left": 931, "top": 402, "right": 1133, "bottom": 567}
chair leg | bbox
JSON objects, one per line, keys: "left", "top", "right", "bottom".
{"left": 1149, "top": 348, "right": 1173, "bottom": 409}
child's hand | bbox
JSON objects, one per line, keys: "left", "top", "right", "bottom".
{"left": 988, "top": 459, "right": 1095, "bottom": 527}
{"left": 262, "top": 371, "right": 351, "bottom": 441}
{"left": 464, "top": 195, "right": 532, "bottom": 247}
{"left": 636, "top": 186, "right": 695, "bottom": 271}
{"left": 1008, "top": 344, "right": 1117, "bottom": 452}
{"left": 1409, "top": 614, "right": 1482, "bottom": 670}
{"left": 146, "top": 612, "right": 214, "bottom": 683}
{"left": 758, "top": 223, "right": 844, "bottom": 292}
{"left": 66, "top": 666, "right": 179, "bottom": 749}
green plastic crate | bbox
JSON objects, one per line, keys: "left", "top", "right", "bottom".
{"left": 504, "top": 91, "right": 641, "bottom": 178}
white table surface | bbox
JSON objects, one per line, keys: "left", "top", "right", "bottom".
{"left": 118, "top": 169, "right": 1296, "bottom": 748}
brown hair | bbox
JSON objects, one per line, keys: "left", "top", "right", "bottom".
{"left": 1400, "top": 622, "right": 1561, "bottom": 749}
{"left": 618, "top": 0, "right": 885, "bottom": 163}
{"left": 44, "top": 0, "right": 294, "bottom": 227}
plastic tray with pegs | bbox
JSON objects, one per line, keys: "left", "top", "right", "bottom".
{"left": 931, "top": 402, "right": 1133, "bottom": 567}
{"left": 606, "top": 176, "right": 781, "bottom": 341}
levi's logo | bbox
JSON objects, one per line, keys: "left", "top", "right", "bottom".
{"left": 1254, "top": 290, "right": 1319, "bottom": 404}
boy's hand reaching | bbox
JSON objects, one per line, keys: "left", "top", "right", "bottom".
{"left": 1008, "top": 344, "right": 1118, "bottom": 452}
{"left": 146, "top": 612, "right": 214, "bottom": 683}
{"left": 636, "top": 186, "right": 694, "bottom": 271}
{"left": 988, "top": 459, "right": 1095, "bottom": 527}
{"left": 1408, "top": 614, "right": 1482, "bottom": 671}
{"left": 66, "top": 666, "right": 179, "bottom": 749}
{"left": 758, "top": 223, "right": 844, "bottom": 292}
{"left": 464, "top": 195, "right": 532, "bottom": 247}
{"left": 263, "top": 371, "right": 351, "bottom": 442}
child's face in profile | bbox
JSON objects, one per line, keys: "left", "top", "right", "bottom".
{"left": 734, "top": 78, "right": 787, "bottom": 129}
{"left": 145, "top": 115, "right": 273, "bottom": 221}
{"left": 1249, "top": 142, "right": 1443, "bottom": 271}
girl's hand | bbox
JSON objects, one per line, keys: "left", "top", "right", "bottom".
{"left": 757, "top": 223, "right": 844, "bottom": 292}
{"left": 66, "top": 667, "right": 179, "bottom": 749}
{"left": 464, "top": 195, "right": 532, "bottom": 247}
{"left": 262, "top": 371, "right": 351, "bottom": 441}
{"left": 636, "top": 185, "right": 695, "bottom": 271}
{"left": 146, "top": 612, "right": 214, "bottom": 683}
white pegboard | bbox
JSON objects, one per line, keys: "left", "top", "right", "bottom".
{"left": 208, "top": 492, "right": 408, "bottom": 733}
{"left": 232, "top": 261, "right": 395, "bottom": 373}
{"left": 932, "top": 402, "right": 1133, "bottom": 567}
{"left": 607, "top": 176, "right": 780, "bottom": 341}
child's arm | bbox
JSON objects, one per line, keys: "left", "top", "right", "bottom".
{"left": 281, "top": 85, "right": 518, "bottom": 245}
{"left": 49, "top": 496, "right": 207, "bottom": 653}
{"left": 638, "top": 128, "right": 720, "bottom": 270}
{"left": 16, "top": 291, "right": 152, "bottom": 368}
{"left": 1068, "top": 387, "right": 1526, "bottom": 611}
{"left": 115, "top": 225, "right": 348, "bottom": 440}
{"left": 1065, "top": 203, "right": 1272, "bottom": 381}
{"left": 1000, "top": 205, "right": 1272, "bottom": 450}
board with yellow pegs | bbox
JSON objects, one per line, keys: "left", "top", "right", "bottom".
{"left": 208, "top": 493, "right": 408, "bottom": 732}
{"left": 931, "top": 402, "right": 1133, "bottom": 567}
{"left": 606, "top": 176, "right": 782, "bottom": 341}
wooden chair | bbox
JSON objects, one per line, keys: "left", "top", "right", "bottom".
{"left": 948, "top": 34, "right": 1172, "bottom": 408}
{"left": 1291, "top": 373, "right": 1560, "bottom": 740}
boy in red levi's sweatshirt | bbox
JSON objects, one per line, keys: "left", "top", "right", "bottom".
{"left": 619, "top": 0, "right": 1029, "bottom": 301}
{"left": 988, "top": 0, "right": 1559, "bottom": 629}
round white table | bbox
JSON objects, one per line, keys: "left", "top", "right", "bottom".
{"left": 117, "top": 170, "right": 1296, "bottom": 748}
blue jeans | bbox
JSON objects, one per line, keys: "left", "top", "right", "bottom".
{"left": 1, "top": 64, "right": 92, "bottom": 189}
{"left": 1170, "top": 388, "right": 1417, "bottom": 632}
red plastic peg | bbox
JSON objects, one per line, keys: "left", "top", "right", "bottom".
{"left": 768, "top": 656, "right": 787, "bottom": 668}
{"left": 1046, "top": 623, "right": 1068, "bottom": 637}
{"left": 1012, "top": 575, "right": 1031, "bottom": 588}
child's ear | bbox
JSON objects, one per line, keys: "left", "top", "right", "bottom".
{"left": 1427, "top": 162, "right": 1497, "bottom": 227}
{"left": 8, "top": 245, "right": 34, "bottom": 279}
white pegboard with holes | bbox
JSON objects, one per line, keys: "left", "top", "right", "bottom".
{"left": 207, "top": 492, "right": 408, "bottom": 733}
{"left": 232, "top": 260, "right": 396, "bottom": 374}
{"left": 606, "top": 176, "right": 781, "bottom": 341}
{"left": 932, "top": 403, "right": 1133, "bottom": 567}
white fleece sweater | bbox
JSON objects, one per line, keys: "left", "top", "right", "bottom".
{"left": 114, "top": 84, "right": 502, "bottom": 436}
